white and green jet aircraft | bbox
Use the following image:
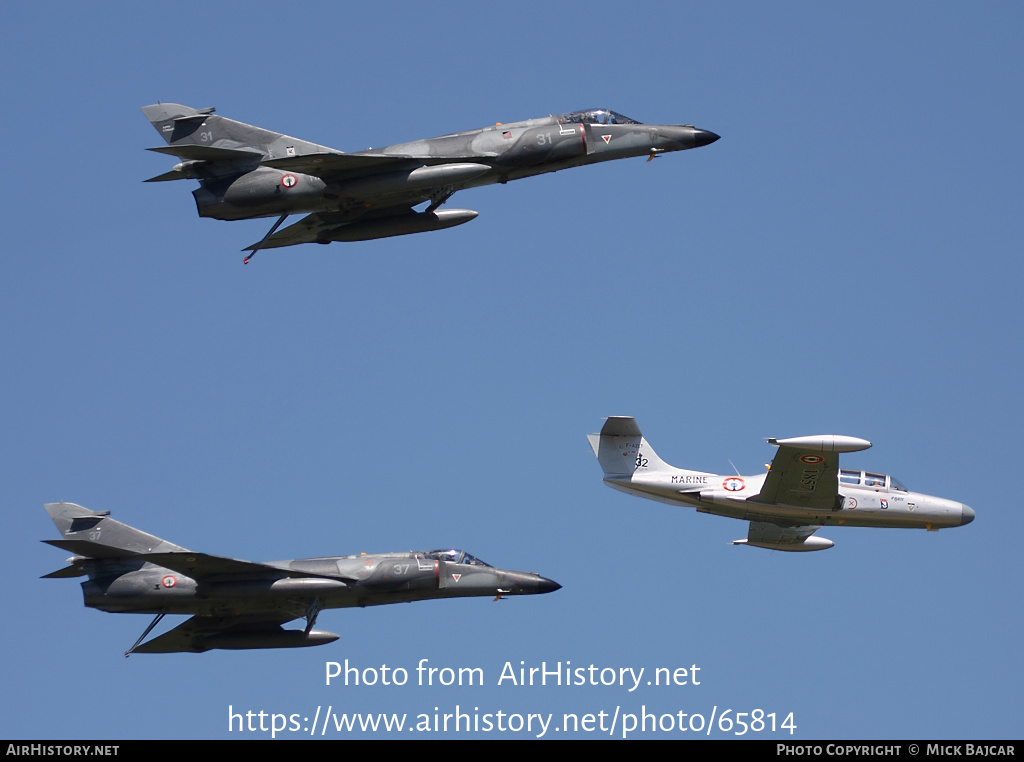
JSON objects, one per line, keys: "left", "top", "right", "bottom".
{"left": 589, "top": 417, "right": 974, "bottom": 551}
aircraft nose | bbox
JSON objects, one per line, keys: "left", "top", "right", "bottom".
{"left": 537, "top": 576, "right": 562, "bottom": 594}
{"left": 657, "top": 126, "right": 720, "bottom": 150}
{"left": 693, "top": 128, "right": 721, "bottom": 148}
{"left": 505, "top": 572, "right": 561, "bottom": 594}
{"left": 960, "top": 504, "right": 975, "bottom": 526}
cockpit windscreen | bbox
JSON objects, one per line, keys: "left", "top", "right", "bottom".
{"left": 557, "top": 109, "right": 641, "bottom": 126}
{"left": 422, "top": 549, "right": 491, "bottom": 567}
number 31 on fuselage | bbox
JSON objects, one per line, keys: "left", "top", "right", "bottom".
{"left": 141, "top": 104, "right": 719, "bottom": 262}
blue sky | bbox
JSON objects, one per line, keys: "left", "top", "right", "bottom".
{"left": 2, "top": 1, "right": 1021, "bottom": 740}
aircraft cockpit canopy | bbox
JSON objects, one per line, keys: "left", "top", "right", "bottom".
{"left": 840, "top": 470, "right": 908, "bottom": 492}
{"left": 557, "top": 109, "right": 642, "bottom": 126}
{"left": 422, "top": 549, "right": 491, "bottom": 567}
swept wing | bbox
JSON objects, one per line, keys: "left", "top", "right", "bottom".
{"left": 131, "top": 614, "right": 338, "bottom": 654}
{"left": 42, "top": 539, "right": 356, "bottom": 582}
{"left": 753, "top": 435, "right": 871, "bottom": 510}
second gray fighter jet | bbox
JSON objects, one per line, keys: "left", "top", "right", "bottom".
{"left": 141, "top": 104, "right": 719, "bottom": 261}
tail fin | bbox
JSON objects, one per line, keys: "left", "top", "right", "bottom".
{"left": 43, "top": 502, "right": 187, "bottom": 557}
{"left": 587, "top": 416, "right": 672, "bottom": 477}
{"left": 140, "top": 102, "right": 326, "bottom": 159}
{"left": 141, "top": 103, "right": 217, "bottom": 145}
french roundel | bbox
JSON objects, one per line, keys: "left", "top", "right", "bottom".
{"left": 161, "top": 575, "right": 177, "bottom": 588}
{"left": 799, "top": 454, "right": 825, "bottom": 464}
{"left": 280, "top": 174, "right": 298, "bottom": 188}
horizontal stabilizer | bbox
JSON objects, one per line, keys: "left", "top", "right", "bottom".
{"left": 41, "top": 564, "right": 88, "bottom": 579}
{"left": 42, "top": 538, "right": 139, "bottom": 559}
{"left": 144, "top": 169, "right": 192, "bottom": 183}
{"left": 147, "top": 145, "right": 262, "bottom": 162}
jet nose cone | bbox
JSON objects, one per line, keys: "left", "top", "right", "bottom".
{"left": 499, "top": 571, "right": 561, "bottom": 595}
{"left": 961, "top": 504, "right": 976, "bottom": 526}
{"left": 656, "top": 126, "right": 720, "bottom": 151}
{"left": 537, "top": 576, "right": 562, "bottom": 594}
{"left": 693, "top": 128, "right": 720, "bottom": 148}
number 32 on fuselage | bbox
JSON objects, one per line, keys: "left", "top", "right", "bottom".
{"left": 589, "top": 417, "right": 975, "bottom": 552}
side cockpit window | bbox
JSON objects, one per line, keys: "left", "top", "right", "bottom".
{"left": 840, "top": 470, "right": 861, "bottom": 484}
{"left": 864, "top": 473, "right": 886, "bottom": 487}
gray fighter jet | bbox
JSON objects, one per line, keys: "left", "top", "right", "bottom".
{"left": 42, "top": 502, "right": 559, "bottom": 654}
{"left": 589, "top": 417, "right": 975, "bottom": 552}
{"left": 140, "top": 103, "right": 719, "bottom": 262}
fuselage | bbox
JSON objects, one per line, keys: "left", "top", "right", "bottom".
{"left": 605, "top": 467, "right": 974, "bottom": 531}
{"left": 79, "top": 549, "right": 558, "bottom": 616}
{"left": 191, "top": 109, "right": 718, "bottom": 222}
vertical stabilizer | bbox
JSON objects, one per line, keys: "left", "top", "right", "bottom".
{"left": 588, "top": 416, "right": 672, "bottom": 477}
{"left": 140, "top": 103, "right": 326, "bottom": 157}
{"left": 44, "top": 502, "right": 187, "bottom": 554}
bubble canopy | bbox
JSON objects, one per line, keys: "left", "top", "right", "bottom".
{"left": 422, "top": 549, "right": 491, "bottom": 567}
{"left": 556, "top": 108, "right": 642, "bottom": 125}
